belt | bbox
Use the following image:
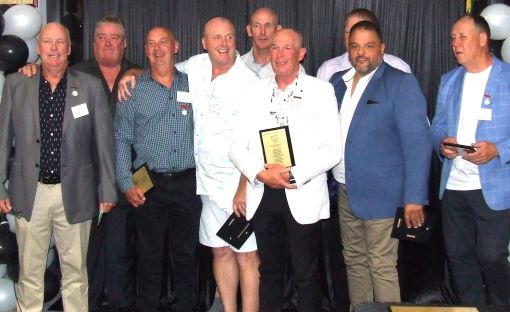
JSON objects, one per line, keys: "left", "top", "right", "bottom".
{"left": 39, "top": 178, "right": 61, "bottom": 185}
{"left": 150, "top": 168, "right": 195, "bottom": 179}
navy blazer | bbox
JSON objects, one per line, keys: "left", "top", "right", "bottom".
{"left": 330, "top": 62, "right": 431, "bottom": 219}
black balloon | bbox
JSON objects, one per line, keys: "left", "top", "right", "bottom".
{"left": 0, "top": 12, "right": 4, "bottom": 36}
{"left": 0, "top": 230, "right": 17, "bottom": 264}
{"left": 0, "top": 34, "right": 28, "bottom": 73}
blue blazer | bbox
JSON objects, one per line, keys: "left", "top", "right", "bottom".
{"left": 330, "top": 62, "right": 431, "bottom": 219}
{"left": 430, "top": 57, "right": 510, "bottom": 211}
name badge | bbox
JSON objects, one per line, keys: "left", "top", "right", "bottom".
{"left": 177, "top": 91, "right": 193, "bottom": 103}
{"left": 479, "top": 108, "right": 492, "bottom": 121}
{"left": 71, "top": 103, "right": 89, "bottom": 119}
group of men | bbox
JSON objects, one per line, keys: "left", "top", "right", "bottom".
{"left": 0, "top": 5, "right": 509, "bottom": 312}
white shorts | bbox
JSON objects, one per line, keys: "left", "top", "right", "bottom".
{"left": 199, "top": 195, "right": 257, "bottom": 252}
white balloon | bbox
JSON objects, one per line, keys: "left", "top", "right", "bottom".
{"left": 3, "top": 4, "right": 42, "bottom": 40}
{"left": 502, "top": 37, "right": 510, "bottom": 63}
{"left": 24, "top": 37, "right": 39, "bottom": 63}
{"left": 481, "top": 4, "right": 510, "bottom": 40}
{"left": 5, "top": 213, "right": 15, "bottom": 234}
{"left": 0, "top": 278, "right": 16, "bottom": 312}
{"left": 0, "top": 265, "right": 5, "bottom": 278}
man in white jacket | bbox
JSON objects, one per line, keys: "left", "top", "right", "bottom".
{"left": 229, "top": 28, "right": 341, "bottom": 312}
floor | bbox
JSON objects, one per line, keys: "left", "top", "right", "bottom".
{"left": 42, "top": 294, "right": 224, "bottom": 312}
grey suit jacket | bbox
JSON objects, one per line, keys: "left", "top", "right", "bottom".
{"left": 0, "top": 68, "right": 117, "bottom": 224}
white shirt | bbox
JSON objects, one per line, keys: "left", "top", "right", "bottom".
{"left": 316, "top": 52, "right": 411, "bottom": 81}
{"left": 241, "top": 49, "right": 266, "bottom": 77}
{"left": 176, "top": 53, "right": 258, "bottom": 206}
{"left": 446, "top": 66, "right": 491, "bottom": 191}
{"left": 332, "top": 67, "right": 378, "bottom": 183}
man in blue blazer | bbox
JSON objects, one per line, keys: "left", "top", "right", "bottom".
{"left": 330, "top": 21, "right": 431, "bottom": 306}
{"left": 430, "top": 15, "right": 510, "bottom": 305}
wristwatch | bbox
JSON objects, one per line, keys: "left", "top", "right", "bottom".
{"left": 288, "top": 170, "right": 296, "bottom": 184}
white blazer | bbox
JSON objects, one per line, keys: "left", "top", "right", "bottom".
{"left": 229, "top": 74, "right": 341, "bottom": 224}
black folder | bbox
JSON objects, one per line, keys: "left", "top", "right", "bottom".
{"left": 216, "top": 213, "right": 254, "bottom": 249}
{"left": 391, "top": 207, "right": 435, "bottom": 244}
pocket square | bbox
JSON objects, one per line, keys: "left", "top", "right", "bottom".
{"left": 367, "top": 99, "right": 378, "bottom": 104}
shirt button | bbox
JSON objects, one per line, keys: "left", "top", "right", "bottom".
{"left": 50, "top": 114, "right": 53, "bottom": 117}
{"left": 50, "top": 133, "right": 54, "bottom": 136}
{"left": 51, "top": 170, "right": 54, "bottom": 173}
{"left": 36, "top": 139, "right": 40, "bottom": 143}
{"left": 50, "top": 97, "right": 53, "bottom": 100}
{"left": 35, "top": 164, "right": 39, "bottom": 168}
{"left": 51, "top": 152, "right": 54, "bottom": 155}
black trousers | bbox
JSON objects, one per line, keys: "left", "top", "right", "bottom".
{"left": 252, "top": 186, "right": 322, "bottom": 312}
{"left": 88, "top": 195, "right": 136, "bottom": 310}
{"left": 136, "top": 170, "right": 202, "bottom": 312}
{"left": 442, "top": 189, "right": 510, "bottom": 305}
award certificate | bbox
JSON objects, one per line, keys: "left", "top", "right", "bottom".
{"left": 259, "top": 126, "right": 295, "bottom": 167}
{"left": 132, "top": 163, "right": 155, "bottom": 193}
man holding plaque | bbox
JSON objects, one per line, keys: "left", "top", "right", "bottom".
{"left": 329, "top": 21, "right": 431, "bottom": 306}
{"left": 114, "top": 27, "right": 202, "bottom": 312}
{"left": 229, "top": 28, "right": 342, "bottom": 311}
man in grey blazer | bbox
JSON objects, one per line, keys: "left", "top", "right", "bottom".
{"left": 0, "top": 22, "right": 117, "bottom": 311}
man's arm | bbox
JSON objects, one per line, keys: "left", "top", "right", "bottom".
{"left": 114, "top": 90, "right": 145, "bottom": 207}
{"left": 394, "top": 74, "right": 432, "bottom": 228}
{"left": 91, "top": 79, "right": 117, "bottom": 212}
{"left": 0, "top": 76, "right": 14, "bottom": 212}
{"left": 117, "top": 68, "right": 144, "bottom": 101}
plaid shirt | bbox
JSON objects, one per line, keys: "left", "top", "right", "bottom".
{"left": 114, "top": 69, "right": 195, "bottom": 192}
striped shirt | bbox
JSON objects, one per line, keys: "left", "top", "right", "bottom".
{"left": 114, "top": 69, "right": 195, "bottom": 192}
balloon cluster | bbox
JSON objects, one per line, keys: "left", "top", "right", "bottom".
{"left": 481, "top": 3, "right": 510, "bottom": 63}
{"left": 0, "top": 4, "right": 41, "bottom": 75}
{"left": 0, "top": 213, "right": 60, "bottom": 312}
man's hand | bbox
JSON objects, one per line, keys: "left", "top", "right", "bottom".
{"left": 117, "top": 68, "right": 143, "bottom": 101}
{"left": 124, "top": 187, "right": 146, "bottom": 208}
{"left": 440, "top": 137, "right": 459, "bottom": 159}
{"left": 462, "top": 141, "right": 498, "bottom": 165}
{"left": 0, "top": 198, "right": 12, "bottom": 214}
{"left": 403, "top": 203, "right": 424, "bottom": 229}
{"left": 18, "top": 63, "right": 38, "bottom": 77}
{"left": 99, "top": 202, "right": 115, "bottom": 213}
{"left": 233, "top": 176, "right": 248, "bottom": 217}
{"left": 256, "top": 164, "right": 297, "bottom": 190}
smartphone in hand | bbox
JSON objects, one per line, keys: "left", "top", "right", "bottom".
{"left": 442, "top": 142, "right": 476, "bottom": 154}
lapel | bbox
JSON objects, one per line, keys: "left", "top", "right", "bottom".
{"left": 28, "top": 72, "right": 41, "bottom": 138}
{"left": 346, "top": 62, "right": 386, "bottom": 138}
{"left": 482, "top": 58, "right": 500, "bottom": 109}
{"left": 477, "top": 57, "right": 500, "bottom": 134}
{"left": 63, "top": 69, "right": 81, "bottom": 134}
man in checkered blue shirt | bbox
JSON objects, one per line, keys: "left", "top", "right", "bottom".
{"left": 114, "top": 27, "right": 202, "bottom": 312}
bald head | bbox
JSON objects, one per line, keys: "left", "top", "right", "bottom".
{"left": 203, "top": 17, "right": 236, "bottom": 38}
{"left": 270, "top": 28, "right": 306, "bottom": 84}
{"left": 202, "top": 17, "right": 237, "bottom": 70}
{"left": 249, "top": 7, "right": 279, "bottom": 25}
{"left": 145, "top": 27, "right": 179, "bottom": 70}
{"left": 247, "top": 7, "right": 281, "bottom": 51}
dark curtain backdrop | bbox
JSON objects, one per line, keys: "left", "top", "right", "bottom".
{"left": 82, "top": 0, "right": 465, "bottom": 115}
